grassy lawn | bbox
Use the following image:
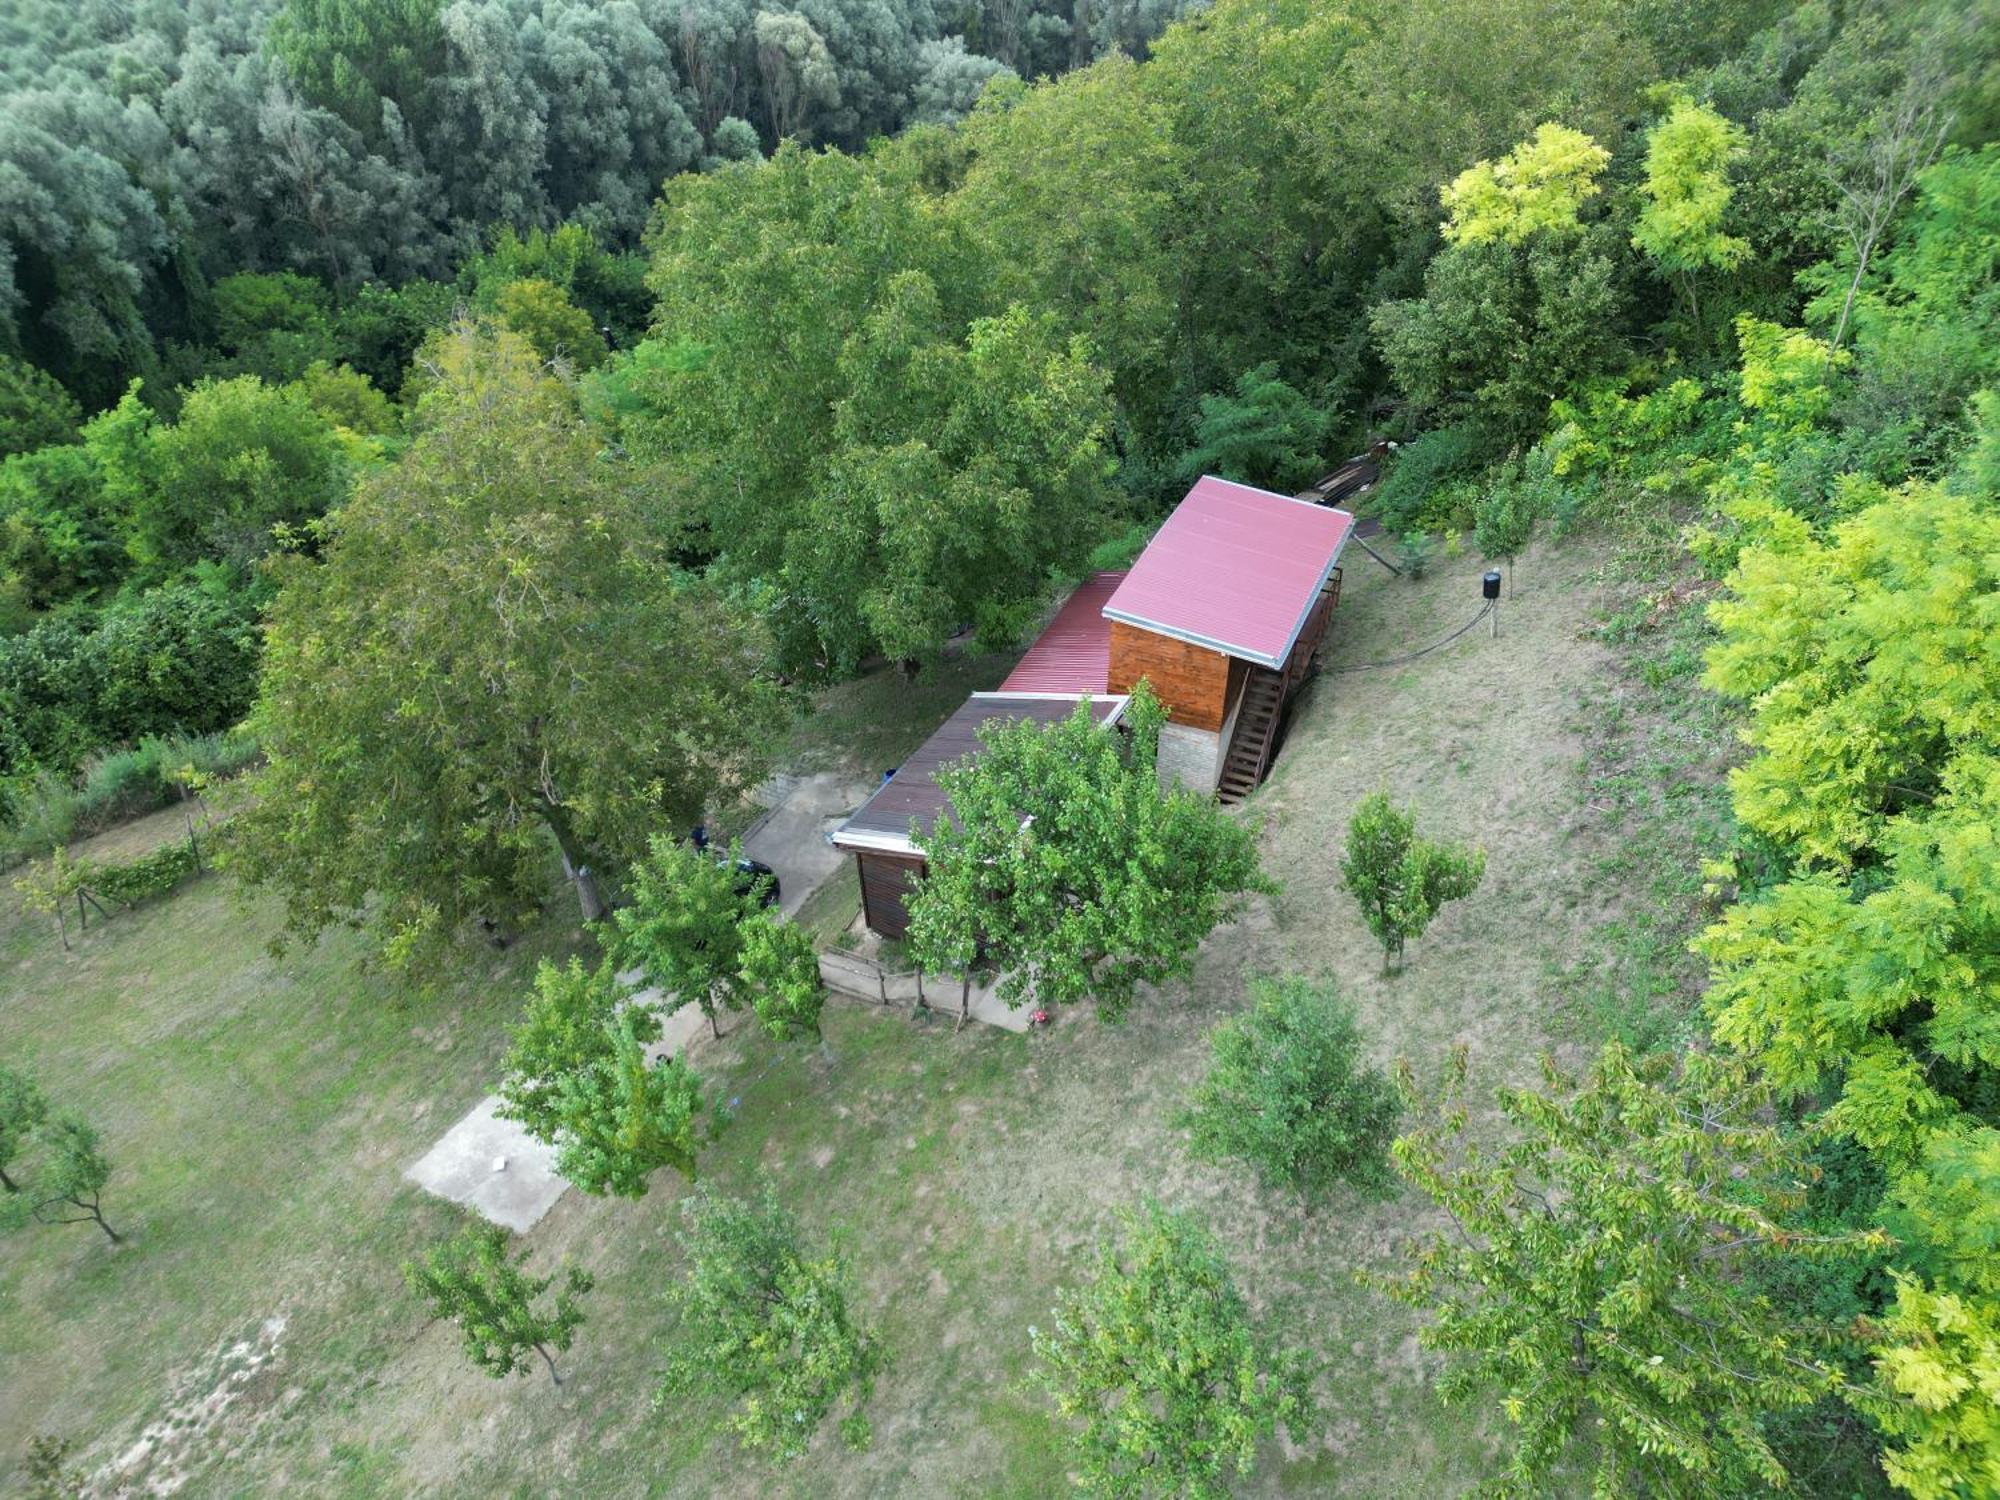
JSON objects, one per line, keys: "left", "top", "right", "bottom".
{"left": 0, "top": 529, "right": 1726, "bottom": 1496}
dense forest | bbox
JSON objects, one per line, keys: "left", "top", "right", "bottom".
{"left": 4, "top": 0, "right": 2000, "bottom": 1491}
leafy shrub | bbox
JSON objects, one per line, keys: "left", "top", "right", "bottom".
{"left": 85, "top": 841, "right": 199, "bottom": 906}
{"left": 0, "top": 584, "right": 262, "bottom": 786}
{"left": 1085, "top": 519, "right": 1156, "bottom": 572}
{"left": 1177, "top": 975, "right": 1402, "bottom": 1200}
{"left": 1373, "top": 425, "right": 1488, "bottom": 533}
{"left": 0, "top": 729, "right": 256, "bottom": 869}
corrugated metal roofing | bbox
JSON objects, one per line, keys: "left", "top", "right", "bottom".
{"left": 831, "top": 693, "right": 1124, "bottom": 855}
{"left": 999, "top": 570, "right": 1127, "bottom": 694}
{"left": 1104, "top": 477, "right": 1355, "bottom": 669}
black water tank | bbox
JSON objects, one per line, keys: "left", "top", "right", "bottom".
{"left": 1482, "top": 569, "right": 1502, "bottom": 600}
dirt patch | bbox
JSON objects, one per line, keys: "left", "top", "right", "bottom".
{"left": 91, "top": 1315, "right": 292, "bottom": 1497}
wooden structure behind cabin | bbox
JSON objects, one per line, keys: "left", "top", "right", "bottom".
{"left": 828, "top": 480, "right": 1352, "bottom": 938}
{"left": 829, "top": 692, "right": 1126, "bottom": 940}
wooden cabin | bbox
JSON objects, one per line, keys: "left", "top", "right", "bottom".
{"left": 1102, "top": 476, "right": 1352, "bottom": 802}
{"left": 829, "top": 479, "right": 1352, "bottom": 938}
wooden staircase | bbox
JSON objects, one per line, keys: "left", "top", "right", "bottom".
{"left": 1217, "top": 666, "right": 1285, "bottom": 805}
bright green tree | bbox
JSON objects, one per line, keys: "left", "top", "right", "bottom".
{"left": 496, "top": 957, "right": 661, "bottom": 1146}
{"left": 659, "top": 1181, "right": 881, "bottom": 1459}
{"left": 905, "top": 684, "right": 1270, "bottom": 1019}
{"left": 1633, "top": 99, "right": 1749, "bottom": 330}
{"left": 89, "top": 376, "right": 350, "bottom": 574}
{"left": 1697, "top": 492, "right": 2000, "bottom": 1163}
{"left": 403, "top": 1223, "right": 592, "bottom": 1385}
{"left": 1176, "top": 975, "right": 1401, "bottom": 1202}
{"left": 737, "top": 915, "right": 827, "bottom": 1043}
{"left": 1030, "top": 1199, "right": 1312, "bottom": 1499}
{"left": 614, "top": 835, "right": 772, "bottom": 1039}
{"left": 232, "top": 325, "right": 784, "bottom": 959}
{"left": 1371, "top": 1044, "right": 1884, "bottom": 1497}
{"left": 1339, "top": 792, "right": 1484, "bottom": 972}
{"left": 550, "top": 1012, "right": 709, "bottom": 1197}
{"left": 1442, "top": 122, "right": 1611, "bottom": 246}
{"left": 1869, "top": 1271, "right": 2000, "bottom": 1500}
{"left": 1180, "top": 362, "right": 1325, "bottom": 490}
{"left": 0, "top": 1066, "right": 49, "bottom": 1193}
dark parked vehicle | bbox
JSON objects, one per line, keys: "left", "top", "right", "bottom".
{"left": 691, "top": 826, "right": 780, "bottom": 908}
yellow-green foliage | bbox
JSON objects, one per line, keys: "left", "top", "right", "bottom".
{"left": 1441, "top": 122, "right": 1609, "bottom": 246}
{"left": 1870, "top": 1276, "right": 2000, "bottom": 1500}
{"left": 1632, "top": 99, "right": 1748, "bottom": 276}
{"left": 1702, "top": 492, "right": 2000, "bottom": 868}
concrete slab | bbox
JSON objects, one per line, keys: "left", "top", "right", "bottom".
{"left": 404, "top": 1096, "right": 568, "bottom": 1232}
{"left": 741, "top": 771, "right": 875, "bottom": 917}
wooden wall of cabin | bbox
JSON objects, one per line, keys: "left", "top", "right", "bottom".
{"left": 855, "top": 850, "right": 927, "bottom": 939}
{"left": 1107, "top": 622, "right": 1234, "bottom": 732}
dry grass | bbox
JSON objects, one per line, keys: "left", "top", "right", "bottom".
{"left": 0, "top": 530, "right": 1702, "bottom": 1498}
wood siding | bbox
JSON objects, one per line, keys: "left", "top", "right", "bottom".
{"left": 1108, "top": 621, "right": 1233, "bottom": 732}
{"left": 856, "top": 851, "right": 926, "bottom": 940}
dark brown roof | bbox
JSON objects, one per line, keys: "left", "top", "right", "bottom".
{"left": 831, "top": 693, "right": 1123, "bottom": 855}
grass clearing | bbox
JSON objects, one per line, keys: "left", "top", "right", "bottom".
{"left": 0, "top": 529, "right": 1721, "bottom": 1496}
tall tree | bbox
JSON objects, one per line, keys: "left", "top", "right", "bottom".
{"left": 267, "top": 0, "right": 449, "bottom": 149}
{"left": 1370, "top": 1044, "right": 1883, "bottom": 1497}
{"left": 1030, "top": 1199, "right": 1313, "bottom": 1498}
{"left": 614, "top": 835, "right": 774, "bottom": 1039}
{"left": 234, "top": 323, "right": 784, "bottom": 959}
{"left": 403, "top": 1223, "right": 592, "bottom": 1385}
{"left": 905, "top": 685, "right": 1269, "bottom": 1019}
{"left": 1632, "top": 99, "right": 1750, "bottom": 331}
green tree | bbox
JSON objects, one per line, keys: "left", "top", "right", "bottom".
{"left": 1371, "top": 1044, "right": 1883, "bottom": 1498}
{"left": 494, "top": 279, "right": 609, "bottom": 372}
{"left": 905, "top": 685, "right": 1269, "bottom": 1019}
{"left": 21, "top": 1434, "right": 85, "bottom": 1500}
{"left": 90, "top": 377, "right": 350, "bottom": 575}
{"left": 1180, "top": 362, "right": 1324, "bottom": 490}
{"left": 737, "top": 914, "right": 827, "bottom": 1044}
{"left": 268, "top": 0, "right": 448, "bottom": 148}
{"left": 232, "top": 325, "right": 784, "bottom": 959}
{"left": 1373, "top": 231, "right": 1628, "bottom": 441}
{"left": 1632, "top": 99, "right": 1749, "bottom": 331}
{"left": 659, "top": 1181, "right": 881, "bottom": 1459}
{"left": 1, "top": 1116, "right": 121, "bottom": 1245}
{"left": 1030, "top": 1199, "right": 1312, "bottom": 1499}
{"left": 0, "top": 1065, "right": 49, "bottom": 1193}
{"left": 1473, "top": 462, "right": 1542, "bottom": 593}
{"left": 1176, "top": 975, "right": 1401, "bottom": 1202}
{"left": 1339, "top": 792, "right": 1484, "bottom": 972}
{"left": 403, "top": 1223, "right": 592, "bottom": 1385}
{"left": 289, "top": 361, "right": 398, "bottom": 437}
{"left": 0, "top": 357, "right": 81, "bottom": 458}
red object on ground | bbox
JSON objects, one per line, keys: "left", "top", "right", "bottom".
{"left": 999, "top": 570, "right": 1127, "bottom": 695}
{"left": 1104, "top": 477, "right": 1354, "bottom": 669}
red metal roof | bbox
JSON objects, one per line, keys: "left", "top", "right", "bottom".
{"left": 1103, "top": 477, "right": 1354, "bottom": 669}
{"left": 999, "top": 570, "right": 1127, "bottom": 694}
